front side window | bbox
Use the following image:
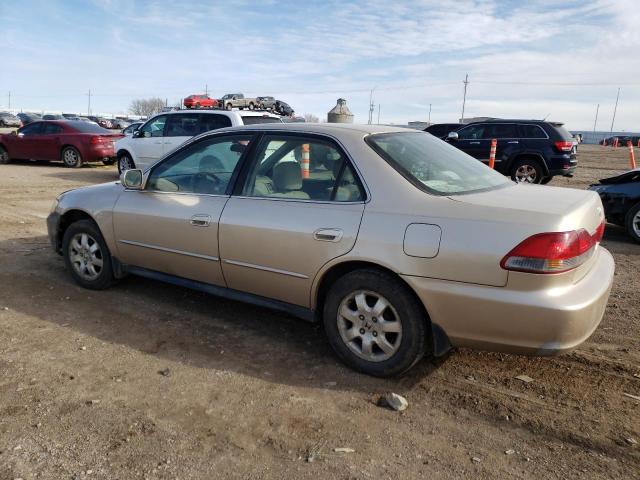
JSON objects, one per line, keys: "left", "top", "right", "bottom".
{"left": 457, "top": 124, "right": 485, "bottom": 140}
{"left": 146, "top": 134, "right": 253, "bottom": 195}
{"left": 241, "top": 135, "right": 363, "bottom": 202}
{"left": 19, "top": 122, "right": 43, "bottom": 135}
{"left": 165, "top": 113, "right": 199, "bottom": 137}
{"left": 140, "top": 115, "right": 167, "bottom": 138}
{"left": 367, "top": 132, "right": 511, "bottom": 195}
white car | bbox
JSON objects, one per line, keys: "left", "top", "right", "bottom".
{"left": 115, "top": 110, "right": 282, "bottom": 173}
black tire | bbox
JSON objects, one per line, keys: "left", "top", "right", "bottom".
{"left": 625, "top": 202, "right": 640, "bottom": 244}
{"left": 0, "top": 145, "right": 10, "bottom": 164}
{"left": 61, "top": 146, "right": 83, "bottom": 168}
{"left": 62, "top": 220, "right": 115, "bottom": 290}
{"left": 195, "top": 103, "right": 201, "bottom": 109}
{"left": 510, "top": 157, "right": 544, "bottom": 184}
{"left": 322, "top": 269, "right": 429, "bottom": 377}
{"left": 248, "top": 102, "right": 255, "bottom": 110}
{"left": 102, "top": 158, "right": 115, "bottom": 166}
{"left": 226, "top": 103, "right": 233, "bottom": 110}
{"left": 117, "top": 152, "right": 135, "bottom": 174}
{"left": 540, "top": 176, "right": 553, "bottom": 185}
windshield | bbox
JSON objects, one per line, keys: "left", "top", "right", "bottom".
{"left": 366, "top": 132, "right": 511, "bottom": 195}
{"left": 241, "top": 116, "right": 283, "bottom": 125}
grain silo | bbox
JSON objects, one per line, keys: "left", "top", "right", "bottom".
{"left": 327, "top": 98, "right": 354, "bottom": 123}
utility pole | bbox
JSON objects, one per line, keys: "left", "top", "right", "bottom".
{"left": 609, "top": 88, "right": 620, "bottom": 135}
{"left": 428, "top": 103, "right": 432, "bottom": 125}
{"left": 87, "top": 89, "right": 91, "bottom": 116}
{"left": 460, "top": 74, "right": 469, "bottom": 123}
{"left": 205, "top": 84, "right": 208, "bottom": 95}
{"left": 368, "top": 88, "right": 375, "bottom": 125}
{"left": 592, "top": 103, "right": 599, "bottom": 134}
{"left": 7, "top": 91, "right": 10, "bottom": 110}
{"left": 377, "top": 104, "right": 380, "bottom": 124}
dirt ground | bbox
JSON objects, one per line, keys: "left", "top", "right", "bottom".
{"left": 0, "top": 144, "right": 638, "bottom": 480}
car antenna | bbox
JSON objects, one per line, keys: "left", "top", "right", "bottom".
{"left": 542, "top": 113, "right": 551, "bottom": 121}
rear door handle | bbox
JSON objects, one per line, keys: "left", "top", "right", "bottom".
{"left": 313, "top": 228, "right": 343, "bottom": 242}
{"left": 469, "top": 141, "right": 480, "bottom": 145}
{"left": 190, "top": 214, "right": 211, "bottom": 227}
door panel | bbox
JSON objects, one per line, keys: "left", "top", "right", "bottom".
{"left": 219, "top": 198, "right": 364, "bottom": 307}
{"left": 113, "top": 190, "right": 228, "bottom": 285}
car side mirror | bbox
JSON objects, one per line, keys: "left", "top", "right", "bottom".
{"left": 121, "top": 169, "right": 144, "bottom": 189}
{"left": 447, "top": 132, "right": 459, "bottom": 141}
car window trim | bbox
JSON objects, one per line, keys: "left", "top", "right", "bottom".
{"left": 142, "top": 131, "right": 259, "bottom": 196}
{"left": 231, "top": 131, "right": 367, "bottom": 203}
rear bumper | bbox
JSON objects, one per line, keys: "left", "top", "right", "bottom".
{"left": 401, "top": 247, "right": 614, "bottom": 355}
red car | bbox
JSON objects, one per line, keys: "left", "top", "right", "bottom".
{"left": 0, "top": 120, "right": 123, "bottom": 168}
{"left": 183, "top": 94, "right": 218, "bottom": 109}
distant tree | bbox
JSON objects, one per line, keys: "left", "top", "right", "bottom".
{"left": 129, "top": 98, "right": 165, "bottom": 117}
{"left": 304, "top": 113, "right": 320, "bottom": 123}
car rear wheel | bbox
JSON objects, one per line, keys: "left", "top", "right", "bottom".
{"left": 511, "top": 158, "right": 544, "bottom": 184}
{"left": 625, "top": 202, "right": 640, "bottom": 243}
{"left": 117, "top": 153, "right": 135, "bottom": 174}
{"left": 195, "top": 103, "right": 200, "bottom": 109}
{"left": 322, "top": 269, "right": 428, "bottom": 377}
{"left": 0, "top": 145, "right": 10, "bottom": 164}
{"left": 62, "top": 220, "right": 115, "bottom": 290}
{"left": 62, "top": 146, "right": 83, "bottom": 168}
{"left": 248, "top": 102, "right": 255, "bottom": 110}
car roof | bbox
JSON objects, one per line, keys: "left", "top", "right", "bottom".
{"left": 199, "top": 122, "right": 414, "bottom": 137}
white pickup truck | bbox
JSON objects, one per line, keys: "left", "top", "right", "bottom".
{"left": 220, "top": 93, "right": 259, "bottom": 111}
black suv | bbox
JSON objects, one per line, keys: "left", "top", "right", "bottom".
{"left": 445, "top": 119, "right": 577, "bottom": 184}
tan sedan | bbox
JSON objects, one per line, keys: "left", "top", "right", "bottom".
{"left": 47, "top": 124, "right": 614, "bottom": 376}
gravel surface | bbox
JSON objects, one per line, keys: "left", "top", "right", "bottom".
{"left": 0, "top": 145, "right": 638, "bottom": 479}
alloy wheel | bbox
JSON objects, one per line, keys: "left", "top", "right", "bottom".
{"left": 68, "top": 233, "right": 103, "bottom": 281}
{"left": 336, "top": 290, "right": 402, "bottom": 362}
{"left": 515, "top": 164, "right": 538, "bottom": 183}
{"left": 119, "top": 155, "right": 134, "bottom": 172}
{"left": 633, "top": 210, "right": 640, "bottom": 237}
{"left": 63, "top": 148, "right": 79, "bottom": 167}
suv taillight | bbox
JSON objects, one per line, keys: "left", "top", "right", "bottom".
{"left": 501, "top": 220, "right": 604, "bottom": 274}
{"left": 554, "top": 140, "right": 574, "bottom": 152}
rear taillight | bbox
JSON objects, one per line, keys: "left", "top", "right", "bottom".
{"left": 554, "top": 140, "right": 574, "bottom": 152}
{"left": 90, "top": 135, "right": 108, "bottom": 144}
{"left": 501, "top": 221, "right": 604, "bottom": 274}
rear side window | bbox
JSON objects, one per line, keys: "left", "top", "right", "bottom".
{"left": 241, "top": 135, "right": 364, "bottom": 202}
{"left": 240, "top": 116, "right": 282, "bottom": 125}
{"left": 482, "top": 123, "right": 517, "bottom": 139}
{"left": 43, "top": 124, "right": 63, "bottom": 134}
{"left": 519, "top": 124, "right": 548, "bottom": 139}
{"left": 69, "top": 122, "right": 110, "bottom": 133}
{"left": 165, "top": 114, "right": 199, "bottom": 137}
{"left": 199, "top": 114, "right": 232, "bottom": 133}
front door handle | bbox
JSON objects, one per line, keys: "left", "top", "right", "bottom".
{"left": 469, "top": 141, "right": 480, "bottom": 145}
{"left": 313, "top": 228, "right": 343, "bottom": 242}
{"left": 190, "top": 214, "right": 211, "bottom": 227}
{"left": 507, "top": 140, "right": 519, "bottom": 144}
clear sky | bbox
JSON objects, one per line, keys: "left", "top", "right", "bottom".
{"left": 1, "top": 0, "right": 639, "bottom": 130}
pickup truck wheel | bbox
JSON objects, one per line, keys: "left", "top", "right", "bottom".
{"left": 62, "top": 220, "right": 115, "bottom": 290}
{"left": 62, "top": 146, "right": 83, "bottom": 168}
{"left": 226, "top": 103, "right": 233, "bottom": 110}
{"left": 625, "top": 202, "right": 640, "bottom": 243}
{"left": 510, "top": 158, "right": 543, "bottom": 184}
{"left": 248, "top": 102, "right": 255, "bottom": 110}
{"left": 0, "top": 145, "right": 10, "bottom": 164}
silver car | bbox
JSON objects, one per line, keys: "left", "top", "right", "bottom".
{"left": 47, "top": 124, "right": 614, "bottom": 377}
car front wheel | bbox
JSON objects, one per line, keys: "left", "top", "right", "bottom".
{"left": 62, "top": 146, "right": 83, "bottom": 168}
{"left": 0, "top": 145, "right": 10, "bottom": 164}
{"left": 625, "top": 202, "right": 640, "bottom": 244}
{"left": 323, "top": 269, "right": 428, "bottom": 377}
{"left": 117, "top": 153, "right": 135, "bottom": 174}
{"left": 62, "top": 220, "right": 115, "bottom": 290}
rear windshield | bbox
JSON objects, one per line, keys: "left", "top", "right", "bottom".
{"left": 241, "top": 116, "right": 283, "bottom": 125}
{"left": 67, "top": 121, "right": 111, "bottom": 133}
{"left": 551, "top": 124, "right": 574, "bottom": 141}
{"left": 366, "top": 132, "right": 511, "bottom": 195}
